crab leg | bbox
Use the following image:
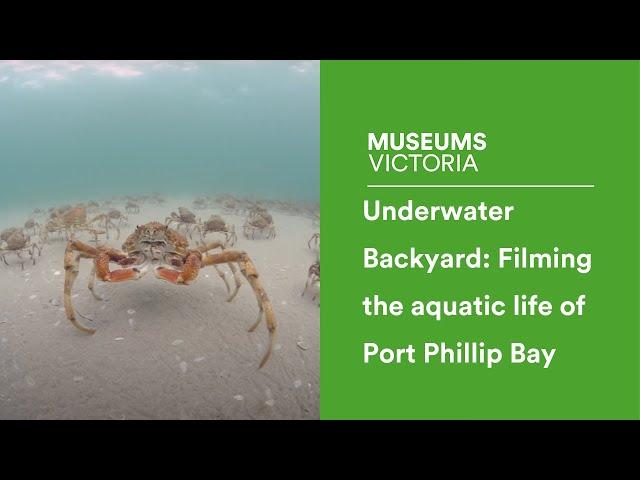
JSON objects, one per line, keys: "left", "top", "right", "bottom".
{"left": 211, "top": 265, "right": 231, "bottom": 295}
{"left": 65, "top": 240, "right": 143, "bottom": 334}
{"left": 87, "top": 265, "right": 104, "bottom": 300}
{"left": 64, "top": 241, "right": 98, "bottom": 334}
{"left": 156, "top": 247, "right": 276, "bottom": 367}
{"left": 197, "top": 241, "right": 242, "bottom": 300}
{"left": 201, "top": 250, "right": 276, "bottom": 369}
{"left": 195, "top": 240, "right": 232, "bottom": 295}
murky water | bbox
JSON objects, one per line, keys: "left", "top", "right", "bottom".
{"left": 0, "top": 60, "right": 319, "bottom": 213}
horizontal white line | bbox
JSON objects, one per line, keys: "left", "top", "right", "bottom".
{"left": 367, "top": 184, "right": 595, "bottom": 188}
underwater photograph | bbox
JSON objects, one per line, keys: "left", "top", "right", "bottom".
{"left": 0, "top": 60, "right": 320, "bottom": 419}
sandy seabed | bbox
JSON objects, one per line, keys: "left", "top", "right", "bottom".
{"left": 0, "top": 199, "right": 319, "bottom": 419}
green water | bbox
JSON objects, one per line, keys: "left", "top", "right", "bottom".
{"left": 0, "top": 61, "right": 319, "bottom": 210}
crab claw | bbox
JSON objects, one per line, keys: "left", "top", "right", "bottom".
{"left": 154, "top": 266, "right": 183, "bottom": 284}
{"left": 107, "top": 267, "right": 145, "bottom": 282}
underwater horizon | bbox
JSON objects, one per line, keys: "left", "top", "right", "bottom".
{"left": 0, "top": 60, "right": 319, "bottom": 211}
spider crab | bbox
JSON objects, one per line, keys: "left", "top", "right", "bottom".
{"left": 308, "top": 232, "right": 320, "bottom": 249}
{"left": 1, "top": 227, "right": 22, "bottom": 243}
{"left": 41, "top": 206, "right": 118, "bottom": 241}
{"left": 165, "top": 207, "right": 199, "bottom": 238}
{"left": 107, "top": 209, "right": 128, "bottom": 227}
{"left": 63, "top": 221, "right": 276, "bottom": 368}
{"left": 1, "top": 229, "right": 42, "bottom": 269}
{"left": 301, "top": 260, "right": 320, "bottom": 304}
{"left": 200, "top": 214, "right": 237, "bottom": 246}
{"left": 44, "top": 206, "right": 94, "bottom": 240}
{"left": 24, "top": 218, "right": 41, "bottom": 237}
{"left": 247, "top": 204, "right": 268, "bottom": 220}
{"left": 243, "top": 208, "right": 276, "bottom": 240}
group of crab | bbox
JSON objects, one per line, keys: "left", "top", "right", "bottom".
{"left": 39, "top": 203, "right": 126, "bottom": 243}
{"left": 168, "top": 198, "right": 319, "bottom": 304}
{"left": 0, "top": 226, "right": 42, "bottom": 269}
{"left": 3, "top": 192, "right": 318, "bottom": 368}
{"left": 194, "top": 194, "right": 318, "bottom": 224}
{"left": 167, "top": 198, "right": 281, "bottom": 245}
{"left": 1, "top": 195, "right": 160, "bottom": 268}
{"left": 165, "top": 207, "right": 238, "bottom": 246}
